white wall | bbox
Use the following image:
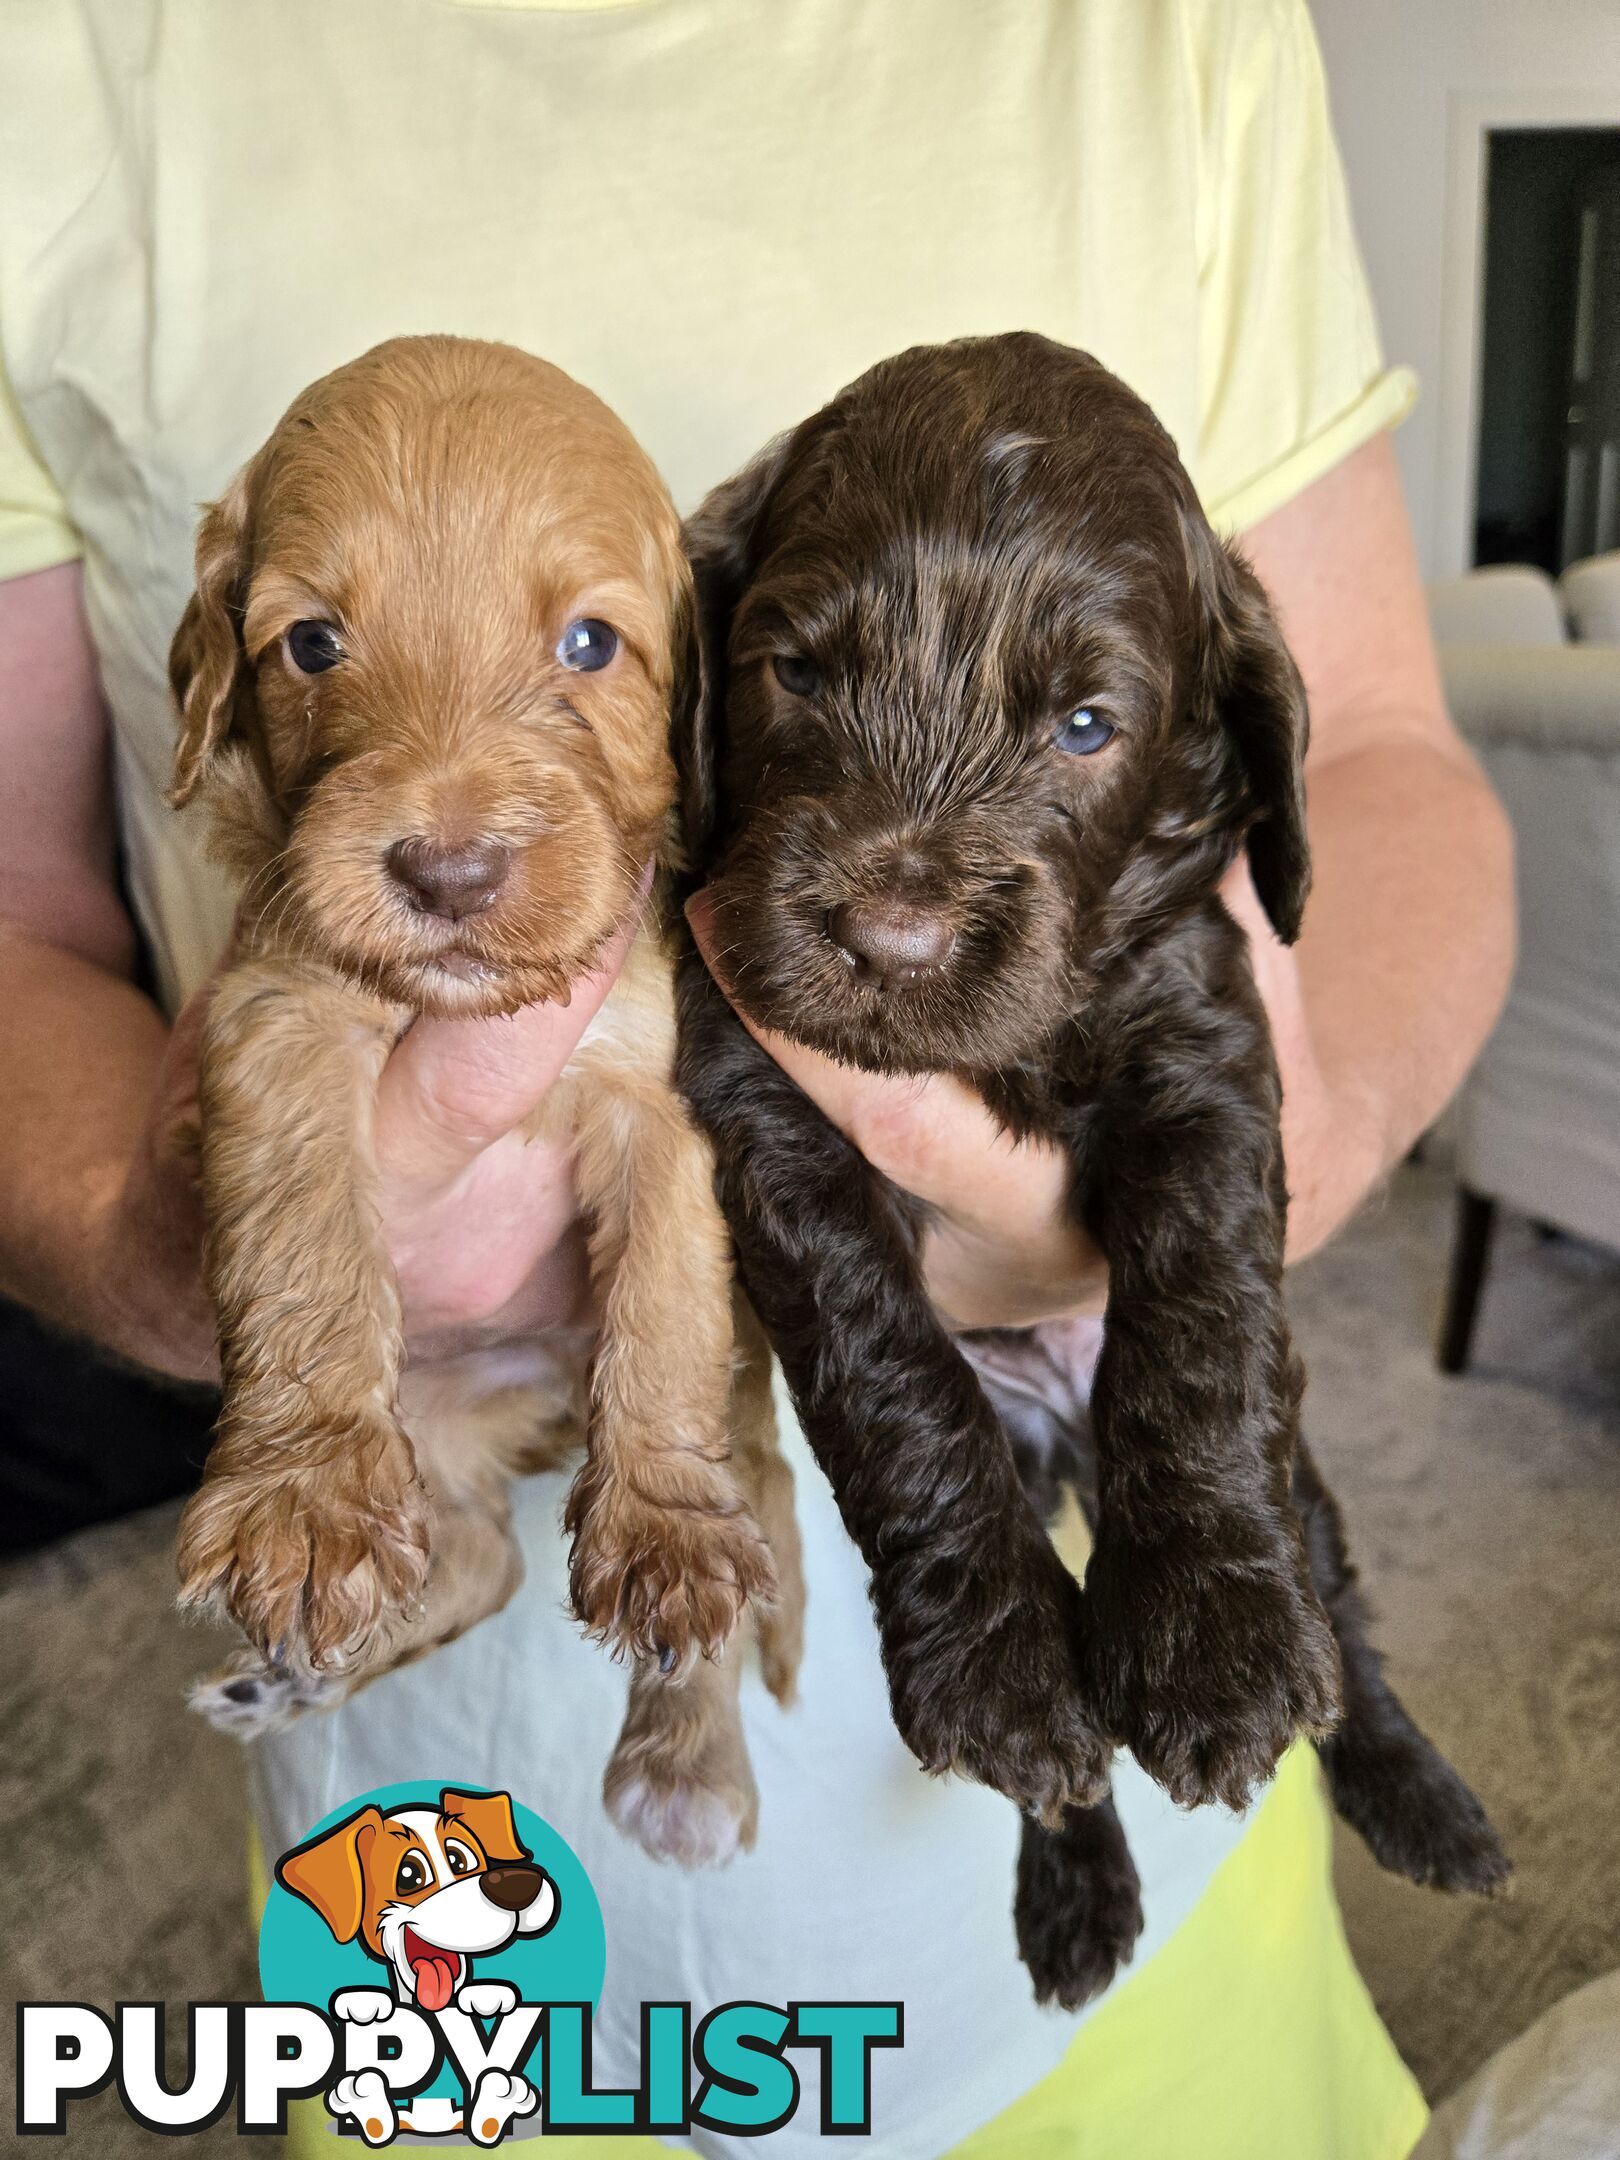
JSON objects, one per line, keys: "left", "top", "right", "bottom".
{"left": 1309, "top": 0, "right": 1620, "bottom": 576}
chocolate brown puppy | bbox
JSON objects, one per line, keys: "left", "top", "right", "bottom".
{"left": 675, "top": 330, "right": 1340, "bottom": 1822}
{"left": 676, "top": 331, "right": 1508, "bottom": 1989}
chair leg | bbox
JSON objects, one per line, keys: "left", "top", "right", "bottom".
{"left": 1438, "top": 1188, "right": 1497, "bottom": 1374}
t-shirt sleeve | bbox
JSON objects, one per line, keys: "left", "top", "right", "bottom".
{"left": 0, "top": 351, "right": 81, "bottom": 580}
{"left": 1190, "top": 0, "right": 1417, "bottom": 534}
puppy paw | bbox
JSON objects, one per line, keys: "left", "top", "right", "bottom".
{"left": 1086, "top": 1539, "right": 1341, "bottom": 1811}
{"left": 604, "top": 1704, "right": 760, "bottom": 1868}
{"left": 332, "top": 1988, "right": 397, "bottom": 2026}
{"left": 456, "top": 1980, "right": 521, "bottom": 2019}
{"left": 177, "top": 1420, "right": 430, "bottom": 1672}
{"left": 1322, "top": 1721, "right": 1512, "bottom": 1897}
{"left": 1015, "top": 1800, "right": 1144, "bottom": 2010}
{"left": 328, "top": 2069, "right": 396, "bottom": 2145}
{"left": 879, "top": 1526, "right": 1111, "bottom": 1820}
{"left": 189, "top": 1651, "right": 339, "bottom": 1737}
{"left": 566, "top": 1457, "right": 775, "bottom": 1667}
{"left": 467, "top": 2068, "right": 538, "bottom": 2147}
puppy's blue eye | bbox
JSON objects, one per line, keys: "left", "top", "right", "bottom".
{"left": 1053, "top": 709, "right": 1116, "bottom": 755}
{"left": 286, "top": 620, "right": 344, "bottom": 674}
{"left": 773, "top": 653, "right": 821, "bottom": 697}
{"left": 557, "top": 618, "right": 619, "bottom": 673}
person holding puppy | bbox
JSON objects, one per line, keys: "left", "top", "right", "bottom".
{"left": 0, "top": 2, "right": 1511, "bottom": 2154}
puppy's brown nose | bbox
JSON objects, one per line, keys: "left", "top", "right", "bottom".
{"left": 828, "top": 898, "right": 956, "bottom": 988}
{"left": 480, "top": 1864, "right": 545, "bottom": 1913}
{"left": 387, "top": 836, "right": 511, "bottom": 921}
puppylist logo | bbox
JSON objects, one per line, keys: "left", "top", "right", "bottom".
{"left": 16, "top": 1781, "right": 903, "bottom": 2145}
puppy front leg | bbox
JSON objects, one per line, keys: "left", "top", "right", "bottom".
{"left": 678, "top": 954, "right": 1109, "bottom": 1820}
{"left": 600, "top": 1290, "right": 799, "bottom": 1868}
{"left": 561, "top": 1076, "right": 775, "bottom": 1668}
{"left": 1079, "top": 969, "right": 1340, "bottom": 1809}
{"left": 728, "top": 1288, "right": 803, "bottom": 1706}
{"left": 177, "top": 962, "right": 429, "bottom": 1673}
{"left": 1296, "top": 1442, "right": 1509, "bottom": 1894}
{"left": 192, "top": 1437, "right": 525, "bottom": 1738}
{"left": 1015, "top": 1798, "right": 1143, "bottom": 2009}
{"left": 605, "top": 1646, "right": 760, "bottom": 1867}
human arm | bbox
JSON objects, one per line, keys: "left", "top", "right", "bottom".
{"left": 0, "top": 561, "right": 187, "bottom": 1365}
{"left": 1242, "top": 433, "right": 1514, "bottom": 1261}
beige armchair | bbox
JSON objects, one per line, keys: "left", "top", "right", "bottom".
{"left": 1559, "top": 549, "right": 1620, "bottom": 644}
{"left": 1428, "top": 561, "right": 1620, "bottom": 1372}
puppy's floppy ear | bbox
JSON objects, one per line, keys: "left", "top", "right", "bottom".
{"left": 167, "top": 457, "right": 259, "bottom": 809}
{"left": 667, "top": 562, "right": 706, "bottom": 869}
{"left": 275, "top": 1805, "right": 383, "bottom": 1945}
{"left": 440, "top": 1788, "right": 530, "bottom": 1867}
{"left": 676, "top": 431, "right": 795, "bottom": 864}
{"left": 1189, "top": 519, "right": 1312, "bottom": 944}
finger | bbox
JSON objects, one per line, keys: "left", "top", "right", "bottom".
{"left": 1218, "top": 856, "right": 1317, "bottom": 1122}
{"left": 687, "top": 888, "right": 1101, "bottom": 1322}
{"left": 377, "top": 886, "right": 647, "bottom": 1194}
{"left": 1219, "top": 854, "right": 1286, "bottom": 982}
{"left": 152, "top": 977, "right": 216, "bottom": 1134}
{"left": 1217, "top": 855, "right": 1367, "bottom": 1258}
{"left": 152, "top": 907, "right": 256, "bottom": 1130}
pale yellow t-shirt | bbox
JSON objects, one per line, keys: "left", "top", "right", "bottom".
{"left": 0, "top": 0, "right": 1412, "bottom": 1015}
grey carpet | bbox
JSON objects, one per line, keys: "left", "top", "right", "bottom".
{"left": 1298, "top": 1166, "right": 1620, "bottom": 2103}
{"left": 2, "top": 1160, "right": 1616, "bottom": 2153}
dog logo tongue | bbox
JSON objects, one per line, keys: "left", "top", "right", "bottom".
{"left": 416, "top": 1954, "right": 459, "bottom": 2012}
{"left": 405, "top": 1930, "right": 462, "bottom": 2012}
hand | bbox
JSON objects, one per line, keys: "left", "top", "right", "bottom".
{"left": 685, "top": 862, "right": 1378, "bottom": 1331}
{"left": 1222, "top": 861, "right": 1384, "bottom": 1280}
{"left": 682, "top": 892, "right": 1098, "bottom": 1329}
{"left": 100, "top": 902, "right": 647, "bottom": 1383}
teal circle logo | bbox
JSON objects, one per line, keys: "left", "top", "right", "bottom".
{"left": 260, "top": 1780, "right": 604, "bottom": 2123}
{"left": 260, "top": 1781, "right": 603, "bottom": 2010}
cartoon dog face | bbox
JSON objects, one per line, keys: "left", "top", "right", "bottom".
{"left": 276, "top": 1788, "right": 558, "bottom": 2010}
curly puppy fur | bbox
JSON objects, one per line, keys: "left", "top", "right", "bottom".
{"left": 676, "top": 331, "right": 1369, "bottom": 1828}
{"left": 968, "top": 1329, "right": 1508, "bottom": 2006}
{"left": 169, "top": 336, "right": 801, "bottom": 1864}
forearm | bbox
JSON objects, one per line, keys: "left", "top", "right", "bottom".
{"left": 1291, "top": 736, "right": 1513, "bottom": 1239}
{"left": 0, "top": 924, "right": 198, "bottom": 1371}
{"left": 1240, "top": 431, "right": 1515, "bottom": 1266}
{"left": 0, "top": 562, "right": 202, "bottom": 1370}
